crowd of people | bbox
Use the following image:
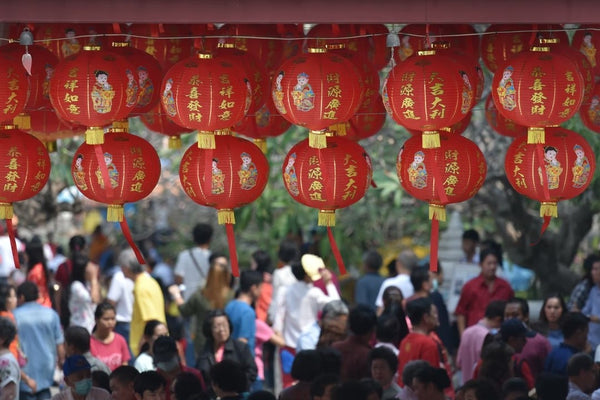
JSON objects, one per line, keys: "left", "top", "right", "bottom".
{"left": 0, "top": 222, "right": 600, "bottom": 400}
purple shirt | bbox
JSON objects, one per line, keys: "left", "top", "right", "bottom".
{"left": 521, "top": 332, "right": 552, "bottom": 379}
{"left": 457, "top": 320, "right": 490, "bottom": 384}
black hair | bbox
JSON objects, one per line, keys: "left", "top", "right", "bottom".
{"left": 363, "top": 250, "right": 382, "bottom": 272}
{"left": 479, "top": 247, "right": 500, "bottom": 266}
{"left": 507, "top": 297, "right": 530, "bottom": 317}
{"left": 381, "top": 286, "right": 403, "bottom": 310}
{"left": 65, "top": 325, "right": 91, "bottom": 352}
{"left": 502, "top": 377, "right": 529, "bottom": 398}
{"left": 316, "top": 346, "right": 342, "bottom": 376}
{"left": 375, "top": 313, "right": 401, "bottom": 346}
{"left": 251, "top": 250, "right": 272, "bottom": 274}
{"left": 61, "top": 252, "right": 90, "bottom": 327}
{"left": 410, "top": 266, "right": 430, "bottom": 292}
{"left": 460, "top": 378, "right": 499, "bottom": 400}
{"left": 479, "top": 340, "right": 514, "bottom": 391}
{"left": 192, "top": 223, "right": 213, "bottom": 245}
{"left": 561, "top": 312, "right": 590, "bottom": 339}
{"left": 278, "top": 240, "right": 299, "bottom": 263}
{"left": 402, "top": 360, "right": 429, "bottom": 389}
{"left": 17, "top": 281, "right": 38, "bottom": 303}
{"left": 538, "top": 294, "right": 567, "bottom": 325}
{"left": 239, "top": 270, "right": 262, "bottom": 293}
{"left": 381, "top": 303, "right": 410, "bottom": 343}
{"left": 246, "top": 391, "right": 276, "bottom": 400}
{"left": 0, "top": 316, "right": 16, "bottom": 348}
{"left": 406, "top": 297, "right": 433, "bottom": 326}
{"left": 386, "top": 258, "right": 397, "bottom": 278}
{"left": 202, "top": 310, "right": 232, "bottom": 343}
{"left": 0, "top": 284, "right": 15, "bottom": 312}
{"left": 480, "top": 240, "right": 503, "bottom": 265}
{"left": 109, "top": 365, "right": 139, "bottom": 385}
{"left": 92, "top": 370, "right": 110, "bottom": 392}
{"left": 68, "top": 235, "right": 86, "bottom": 254}
{"left": 581, "top": 253, "right": 600, "bottom": 283}
{"left": 567, "top": 353, "right": 594, "bottom": 377}
{"left": 349, "top": 304, "right": 377, "bottom": 336}
{"left": 173, "top": 371, "right": 205, "bottom": 400}
{"left": 484, "top": 300, "right": 507, "bottom": 320}
{"left": 133, "top": 371, "right": 166, "bottom": 395}
{"left": 208, "top": 253, "right": 227, "bottom": 266}
{"left": 413, "top": 365, "right": 451, "bottom": 392}
{"left": 291, "top": 260, "right": 306, "bottom": 281}
{"left": 310, "top": 373, "right": 339, "bottom": 398}
{"left": 462, "top": 229, "right": 480, "bottom": 242}
{"left": 331, "top": 381, "right": 369, "bottom": 400}
{"left": 139, "top": 320, "right": 167, "bottom": 354}
{"left": 95, "top": 301, "right": 115, "bottom": 320}
{"left": 535, "top": 372, "right": 569, "bottom": 400}
{"left": 359, "top": 378, "right": 383, "bottom": 399}
{"left": 368, "top": 346, "right": 398, "bottom": 372}
{"left": 291, "top": 350, "right": 323, "bottom": 381}
{"left": 26, "top": 236, "right": 51, "bottom": 295}
{"left": 209, "top": 359, "right": 247, "bottom": 393}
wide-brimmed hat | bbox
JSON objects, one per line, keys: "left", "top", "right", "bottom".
{"left": 301, "top": 254, "right": 325, "bottom": 281}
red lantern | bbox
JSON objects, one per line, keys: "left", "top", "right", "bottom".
{"left": 0, "top": 53, "right": 28, "bottom": 125}
{"left": 572, "top": 25, "right": 600, "bottom": 78}
{"left": 492, "top": 47, "right": 584, "bottom": 144}
{"left": 179, "top": 135, "right": 269, "bottom": 276}
{"left": 282, "top": 136, "right": 372, "bottom": 274}
{"left": 484, "top": 95, "right": 527, "bottom": 138}
{"left": 580, "top": 84, "right": 600, "bottom": 133}
{"left": 306, "top": 24, "right": 361, "bottom": 55}
{"left": 397, "top": 133, "right": 486, "bottom": 271}
{"left": 277, "top": 24, "right": 305, "bottom": 62}
{"left": 395, "top": 24, "right": 478, "bottom": 63}
{"left": 273, "top": 48, "right": 362, "bottom": 148}
{"left": 141, "top": 105, "right": 193, "bottom": 149}
{"left": 342, "top": 95, "right": 386, "bottom": 141}
{"left": 34, "top": 23, "right": 109, "bottom": 60}
{"left": 26, "top": 109, "right": 83, "bottom": 151}
{"left": 161, "top": 53, "right": 248, "bottom": 149}
{"left": 130, "top": 24, "right": 193, "bottom": 71}
{"left": 49, "top": 47, "right": 133, "bottom": 144}
{"left": 383, "top": 50, "right": 476, "bottom": 148}
{"left": 0, "top": 127, "right": 51, "bottom": 268}
{"left": 505, "top": 127, "right": 595, "bottom": 235}
{"left": 356, "top": 24, "right": 391, "bottom": 71}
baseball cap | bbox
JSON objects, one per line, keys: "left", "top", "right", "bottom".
{"left": 301, "top": 254, "right": 325, "bottom": 281}
{"left": 500, "top": 318, "right": 536, "bottom": 341}
{"left": 152, "top": 335, "right": 178, "bottom": 363}
{"left": 63, "top": 355, "right": 91, "bottom": 377}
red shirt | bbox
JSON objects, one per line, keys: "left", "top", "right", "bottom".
{"left": 473, "top": 354, "right": 534, "bottom": 389}
{"left": 90, "top": 333, "right": 131, "bottom": 371}
{"left": 455, "top": 274, "right": 514, "bottom": 328}
{"left": 159, "top": 365, "right": 205, "bottom": 400}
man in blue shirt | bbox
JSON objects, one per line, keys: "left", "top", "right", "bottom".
{"left": 225, "top": 270, "right": 262, "bottom": 356}
{"left": 545, "top": 312, "right": 589, "bottom": 376}
{"left": 354, "top": 250, "right": 385, "bottom": 311}
{"left": 14, "top": 281, "right": 64, "bottom": 400}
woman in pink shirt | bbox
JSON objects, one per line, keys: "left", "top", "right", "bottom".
{"left": 90, "top": 302, "right": 131, "bottom": 371}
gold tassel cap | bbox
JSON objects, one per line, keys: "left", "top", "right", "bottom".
{"left": 527, "top": 127, "right": 545, "bottom": 144}
{"left": 422, "top": 131, "right": 441, "bottom": 148}
{"left": 309, "top": 130, "right": 327, "bottom": 149}
{"left": 318, "top": 210, "right": 336, "bottom": 226}
{"left": 253, "top": 139, "right": 267, "bottom": 154}
{"left": 112, "top": 120, "right": 130, "bottom": 132}
{"left": 13, "top": 113, "right": 30, "bottom": 130}
{"left": 540, "top": 202, "right": 558, "bottom": 218}
{"left": 0, "top": 203, "right": 13, "bottom": 219}
{"left": 218, "top": 209, "right": 235, "bottom": 225}
{"left": 107, "top": 204, "right": 124, "bottom": 222}
{"left": 330, "top": 123, "right": 347, "bottom": 136}
{"left": 45, "top": 141, "right": 57, "bottom": 153}
{"left": 168, "top": 136, "right": 181, "bottom": 149}
{"left": 85, "top": 127, "right": 104, "bottom": 144}
{"left": 197, "top": 131, "right": 216, "bottom": 149}
{"left": 429, "top": 204, "right": 447, "bottom": 221}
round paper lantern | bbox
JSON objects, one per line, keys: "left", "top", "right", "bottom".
{"left": 109, "top": 42, "right": 163, "bottom": 114}
{"left": 505, "top": 127, "right": 595, "bottom": 233}
{"left": 356, "top": 24, "right": 390, "bottom": 71}
{"left": 130, "top": 24, "right": 193, "bottom": 71}
{"left": 572, "top": 25, "right": 600, "bottom": 77}
{"left": 140, "top": 105, "right": 193, "bottom": 149}
{"left": 49, "top": 47, "right": 133, "bottom": 144}
{"left": 580, "top": 84, "right": 600, "bottom": 133}
{"left": 306, "top": 24, "right": 361, "bottom": 55}
{"left": 0, "top": 53, "right": 28, "bottom": 125}
{"left": 273, "top": 48, "right": 362, "bottom": 148}
{"left": 383, "top": 50, "right": 476, "bottom": 148}
{"left": 26, "top": 108, "right": 83, "bottom": 151}
{"left": 407, "top": 111, "right": 472, "bottom": 137}
{"left": 341, "top": 94, "right": 386, "bottom": 141}
{"left": 484, "top": 95, "right": 527, "bottom": 137}
{"left": 34, "top": 23, "right": 109, "bottom": 60}
{"left": 278, "top": 24, "right": 305, "bottom": 62}
{"left": 161, "top": 52, "right": 249, "bottom": 148}
{"left": 492, "top": 47, "right": 585, "bottom": 144}
{"left": 179, "top": 135, "right": 269, "bottom": 276}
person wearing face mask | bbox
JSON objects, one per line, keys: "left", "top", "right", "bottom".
{"left": 52, "top": 355, "right": 111, "bottom": 400}
{"left": 152, "top": 336, "right": 205, "bottom": 400}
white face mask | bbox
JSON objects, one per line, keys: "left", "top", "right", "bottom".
{"left": 156, "top": 357, "right": 179, "bottom": 372}
{"left": 431, "top": 278, "right": 439, "bottom": 292}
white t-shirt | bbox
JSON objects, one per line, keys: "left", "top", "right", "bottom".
{"left": 133, "top": 352, "right": 155, "bottom": 372}
{"left": 268, "top": 265, "right": 297, "bottom": 322}
{"left": 0, "top": 236, "right": 24, "bottom": 278}
{"left": 69, "top": 281, "right": 96, "bottom": 333}
{"left": 0, "top": 351, "right": 20, "bottom": 400}
{"left": 374, "top": 274, "right": 414, "bottom": 308}
{"left": 174, "top": 247, "right": 210, "bottom": 301}
{"left": 51, "top": 386, "right": 111, "bottom": 400}
{"left": 106, "top": 269, "right": 134, "bottom": 323}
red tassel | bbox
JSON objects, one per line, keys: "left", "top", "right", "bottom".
{"left": 225, "top": 224, "right": 239, "bottom": 277}
{"left": 327, "top": 227, "right": 346, "bottom": 275}
{"left": 120, "top": 218, "right": 146, "bottom": 265}
{"left": 430, "top": 217, "right": 439, "bottom": 272}
{"left": 530, "top": 215, "right": 552, "bottom": 246}
{"left": 370, "top": 179, "right": 377, "bottom": 188}
{"left": 529, "top": 24, "right": 539, "bottom": 47}
{"left": 6, "top": 219, "right": 19, "bottom": 269}
{"left": 94, "top": 142, "right": 114, "bottom": 199}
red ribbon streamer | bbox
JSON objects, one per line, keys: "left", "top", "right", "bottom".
{"left": 535, "top": 143, "right": 550, "bottom": 201}
{"left": 430, "top": 217, "right": 439, "bottom": 272}
{"left": 112, "top": 23, "right": 122, "bottom": 34}
{"left": 120, "top": 218, "right": 146, "bottom": 265}
{"left": 93, "top": 142, "right": 114, "bottom": 200}
{"left": 530, "top": 215, "right": 552, "bottom": 246}
{"left": 225, "top": 224, "right": 239, "bottom": 277}
{"left": 431, "top": 150, "right": 449, "bottom": 205}
{"left": 6, "top": 218, "right": 19, "bottom": 269}
{"left": 327, "top": 227, "right": 347, "bottom": 275}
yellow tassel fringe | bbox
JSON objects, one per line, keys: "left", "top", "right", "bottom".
{"left": 422, "top": 131, "right": 441, "bottom": 149}
{"left": 318, "top": 210, "right": 336, "bottom": 226}
{"left": 528, "top": 127, "right": 545, "bottom": 144}
{"left": 540, "top": 202, "right": 558, "bottom": 218}
{"left": 309, "top": 130, "right": 327, "bottom": 149}
{"left": 45, "top": 141, "right": 57, "bottom": 153}
{"left": 218, "top": 209, "right": 235, "bottom": 225}
{"left": 429, "top": 204, "right": 446, "bottom": 221}
{"left": 13, "top": 114, "right": 30, "bottom": 130}
{"left": 107, "top": 205, "right": 124, "bottom": 222}
{"left": 197, "top": 131, "right": 216, "bottom": 149}
{"left": 0, "top": 203, "right": 13, "bottom": 219}
{"left": 85, "top": 127, "right": 104, "bottom": 144}
{"left": 168, "top": 136, "right": 181, "bottom": 149}
{"left": 253, "top": 139, "right": 267, "bottom": 154}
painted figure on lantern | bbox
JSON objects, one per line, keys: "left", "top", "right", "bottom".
{"left": 588, "top": 95, "right": 600, "bottom": 125}
{"left": 408, "top": 151, "right": 427, "bottom": 189}
{"left": 497, "top": 66, "right": 516, "bottom": 111}
{"left": 398, "top": 35, "right": 413, "bottom": 62}
{"left": 572, "top": 144, "right": 591, "bottom": 188}
{"left": 283, "top": 152, "right": 299, "bottom": 196}
{"left": 211, "top": 158, "right": 225, "bottom": 195}
{"left": 244, "top": 79, "right": 252, "bottom": 114}
{"left": 460, "top": 71, "right": 473, "bottom": 114}
{"left": 96, "top": 152, "right": 119, "bottom": 189}
{"left": 538, "top": 146, "right": 562, "bottom": 190}
{"left": 238, "top": 152, "right": 258, "bottom": 190}
{"left": 125, "top": 69, "right": 139, "bottom": 108}
{"left": 273, "top": 71, "right": 287, "bottom": 115}
{"left": 162, "top": 78, "right": 177, "bottom": 117}
{"left": 580, "top": 32, "right": 597, "bottom": 68}
{"left": 61, "top": 28, "right": 81, "bottom": 58}
{"left": 255, "top": 104, "right": 270, "bottom": 127}
{"left": 136, "top": 66, "right": 154, "bottom": 108}
{"left": 42, "top": 64, "right": 54, "bottom": 99}
{"left": 291, "top": 72, "right": 315, "bottom": 112}
{"left": 73, "top": 154, "right": 88, "bottom": 191}
{"left": 91, "top": 70, "right": 115, "bottom": 114}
